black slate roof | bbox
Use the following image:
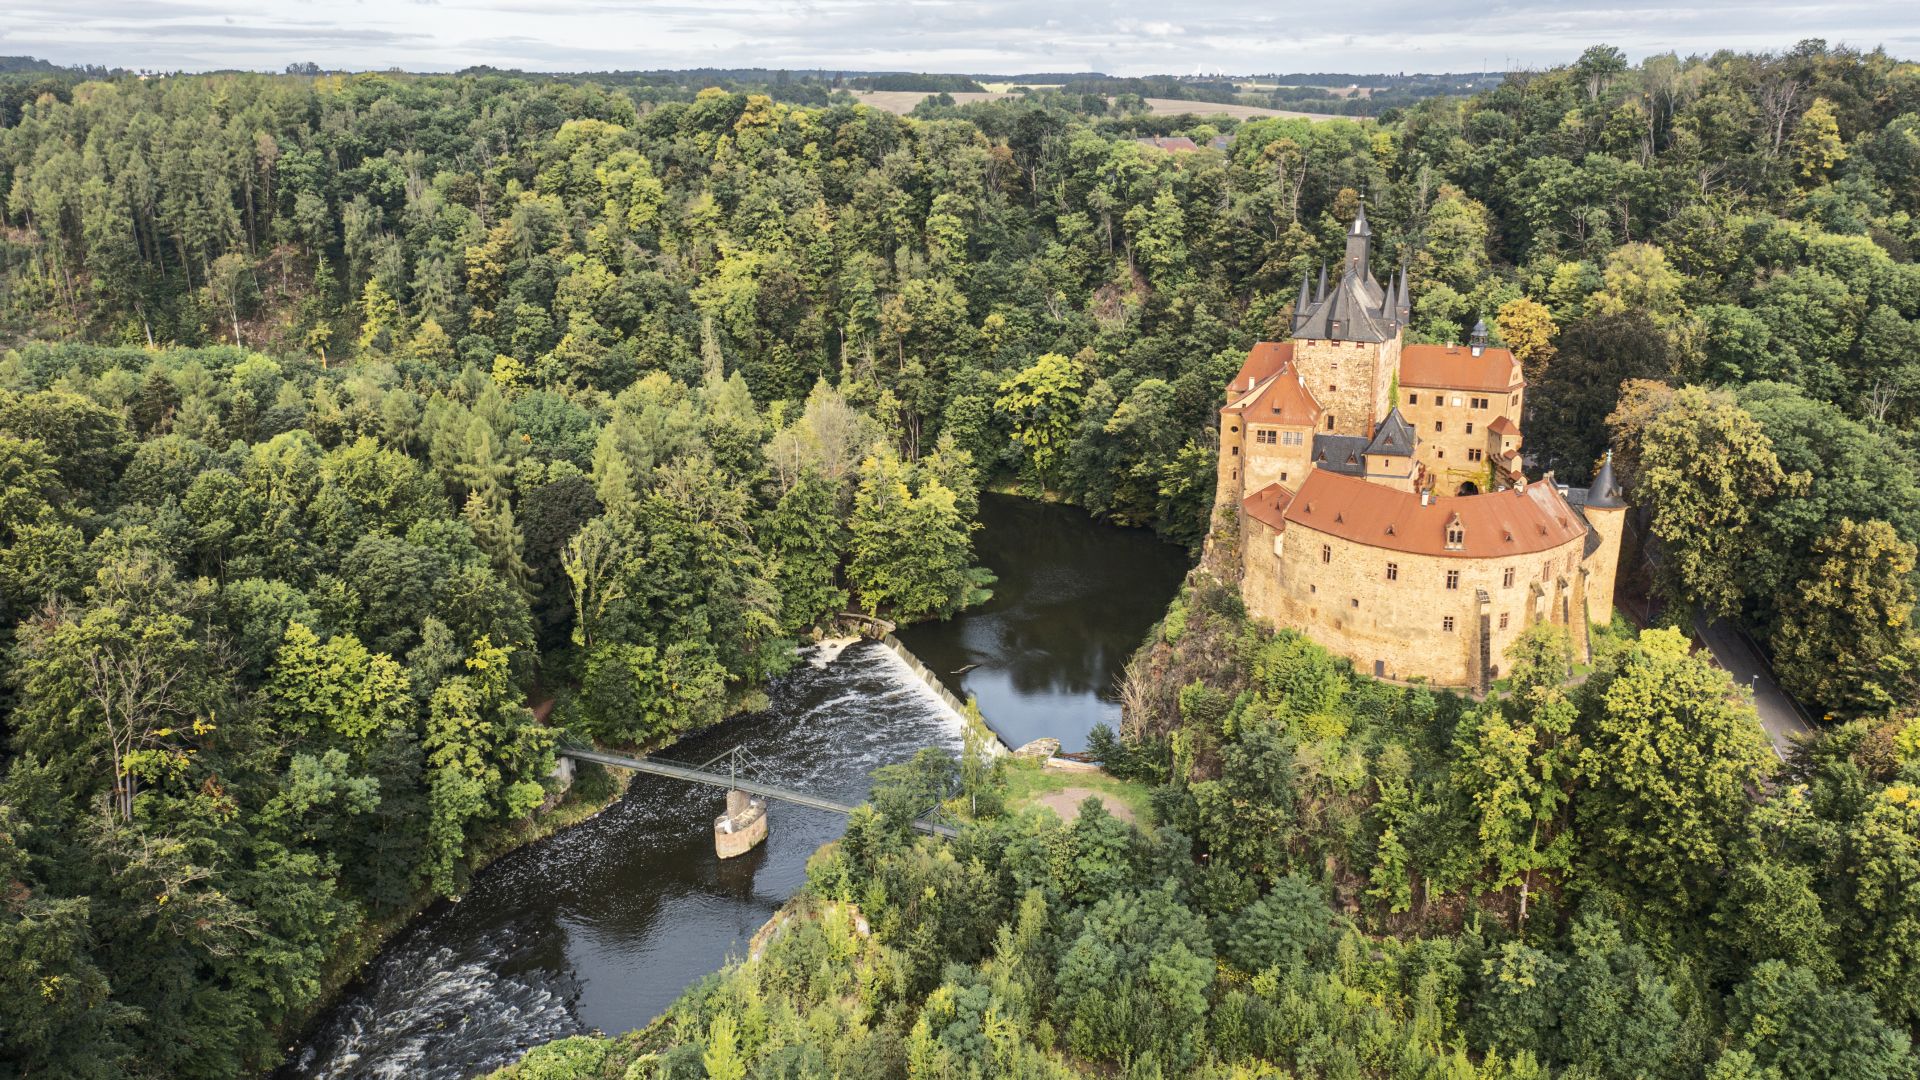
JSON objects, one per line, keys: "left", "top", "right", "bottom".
{"left": 1311, "top": 434, "right": 1369, "bottom": 475}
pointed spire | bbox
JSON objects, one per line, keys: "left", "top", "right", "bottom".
{"left": 1383, "top": 272, "right": 1399, "bottom": 320}
{"left": 1470, "top": 318, "right": 1489, "bottom": 355}
{"left": 1587, "top": 450, "right": 1626, "bottom": 509}
{"left": 1350, "top": 201, "right": 1371, "bottom": 237}
{"left": 1298, "top": 271, "right": 1312, "bottom": 311}
{"left": 1316, "top": 260, "right": 1328, "bottom": 302}
{"left": 1396, "top": 265, "right": 1411, "bottom": 316}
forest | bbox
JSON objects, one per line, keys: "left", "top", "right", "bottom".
{"left": 0, "top": 37, "right": 1917, "bottom": 1078}
{"left": 490, "top": 585, "right": 1918, "bottom": 1079}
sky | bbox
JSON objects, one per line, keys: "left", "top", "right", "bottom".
{"left": 3, "top": 0, "right": 1916, "bottom": 76}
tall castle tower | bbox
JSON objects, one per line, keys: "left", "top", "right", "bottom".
{"left": 1287, "top": 205, "right": 1409, "bottom": 439}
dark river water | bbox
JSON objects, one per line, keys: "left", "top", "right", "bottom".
{"left": 281, "top": 495, "right": 1188, "bottom": 1079}
{"left": 898, "top": 492, "right": 1192, "bottom": 752}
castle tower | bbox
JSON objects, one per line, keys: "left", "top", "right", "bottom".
{"left": 1288, "top": 208, "right": 1403, "bottom": 439}
{"left": 1580, "top": 451, "right": 1628, "bottom": 627}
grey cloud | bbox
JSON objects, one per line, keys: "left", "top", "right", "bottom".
{"left": 13, "top": 0, "right": 1917, "bottom": 75}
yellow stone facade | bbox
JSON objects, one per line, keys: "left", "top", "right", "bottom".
{"left": 1215, "top": 211, "right": 1626, "bottom": 689}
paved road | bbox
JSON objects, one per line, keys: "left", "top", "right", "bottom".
{"left": 1695, "top": 617, "right": 1816, "bottom": 760}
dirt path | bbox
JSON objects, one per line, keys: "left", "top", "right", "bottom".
{"left": 1036, "top": 787, "right": 1136, "bottom": 825}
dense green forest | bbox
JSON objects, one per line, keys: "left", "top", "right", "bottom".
{"left": 487, "top": 586, "right": 1919, "bottom": 1079}
{"left": 1, "top": 38, "right": 1919, "bottom": 1078}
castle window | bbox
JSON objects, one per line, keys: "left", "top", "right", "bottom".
{"left": 1436, "top": 448, "right": 1445, "bottom": 459}
{"left": 1321, "top": 544, "right": 1332, "bottom": 564}
{"left": 1503, "top": 566, "right": 1515, "bottom": 587}
{"left": 1472, "top": 397, "right": 1489, "bottom": 409}
{"left": 1280, "top": 472, "right": 1288, "bottom": 481}
{"left": 1447, "top": 526, "right": 1464, "bottom": 548}
{"left": 1499, "top": 612, "right": 1510, "bottom": 629}
{"left": 1386, "top": 562, "right": 1399, "bottom": 581}
{"left": 1255, "top": 429, "right": 1277, "bottom": 445}
{"left": 1231, "top": 446, "right": 1239, "bottom": 456}
{"left": 1408, "top": 393, "right": 1419, "bottom": 405}
{"left": 1445, "top": 570, "right": 1461, "bottom": 589}
{"left": 1468, "top": 448, "right": 1483, "bottom": 462}
{"left": 1466, "top": 422, "right": 1475, "bottom": 435}
{"left": 1326, "top": 416, "right": 1336, "bottom": 431}
{"left": 1230, "top": 424, "right": 1239, "bottom": 432}
{"left": 1283, "top": 431, "right": 1303, "bottom": 446}
{"left": 1329, "top": 384, "right": 1338, "bottom": 392}
{"left": 1443, "top": 616, "right": 1456, "bottom": 632}
{"left": 1452, "top": 396, "right": 1464, "bottom": 407}
{"left": 1434, "top": 421, "right": 1444, "bottom": 432}
{"left": 1351, "top": 598, "right": 1360, "bottom": 608}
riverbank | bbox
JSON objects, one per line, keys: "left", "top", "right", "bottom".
{"left": 269, "top": 765, "right": 636, "bottom": 1070}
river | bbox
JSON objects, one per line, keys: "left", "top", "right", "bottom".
{"left": 897, "top": 492, "right": 1192, "bottom": 752}
{"left": 281, "top": 495, "right": 1188, "bottom": 1079}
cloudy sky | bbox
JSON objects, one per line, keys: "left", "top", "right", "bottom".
{"left": 5, "top": 0, "right": 1915, "bottom": 76}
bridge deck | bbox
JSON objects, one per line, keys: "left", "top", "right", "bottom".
{"left": 561, "top": 748, "right": 959, "bottom": 838}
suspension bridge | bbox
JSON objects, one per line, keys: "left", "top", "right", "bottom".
{"left": 558, "top": 746, "right": 961, "bottom": 847}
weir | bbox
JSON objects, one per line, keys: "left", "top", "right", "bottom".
{"left": 558, "top": 747, "right": 961, "bottom": 840}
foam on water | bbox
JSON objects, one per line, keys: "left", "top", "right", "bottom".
{"left": 283, "top": 642, "right": 960, "bottom": 1080}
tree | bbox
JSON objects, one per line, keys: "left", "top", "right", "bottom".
{"left": 12, "top": 551, "right": 221, "bottom": 822}
{"left": 1727, "top": 961, "right": 1909, "bottom": 1080}
{"left": 995, "top": 353, "right": 1083, "bottom": 489}
{"left": 1577, "top": 629, "right": 1775, "bottom": 916}
{"left": 1630, "top": 386, "right": 1793, "bottom": 617}
{"left": 1495, "top": 296, "right": 1558, "bottom": 382}
{"left": 1791, "top": 98, "right": 1847, "bottom": 180}
{"left": 1773, "top": 519, "right": 1917, "bottom": 719}
{"left": 762, "top": 471, "right": 848, "bottom": 632}
{"left": 1450, "top": 631, "right": 1578, "bottom": 928}
{"left": 420, "top": 637, "right": 553, "bottom": 893}
{"left": 846, "top": 452, "right": 977, "bottom": 621}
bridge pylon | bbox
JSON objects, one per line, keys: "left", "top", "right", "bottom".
{"left": 709, "top": 746, "right": 770, "bottom": 858}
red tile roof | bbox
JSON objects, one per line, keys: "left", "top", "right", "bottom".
{"left": 1487, "top": 415, "right": 1519, "bottom": 435}
{"left": 1224, "top": 366, "right": 1321, "bottom": 427}
{"left": 1399, "top": 343, "right": 1523, "bottom": 393}
{"left": 1282, "top": 469, "right": 1586, "bottom": 558}
{"left": 1226, "top": 341, "right": 1295, "bottom": 397}
{"left": 1243, "top": 482, "right": 1297, "bottom": 532}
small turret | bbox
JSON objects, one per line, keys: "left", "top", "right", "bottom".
{"left": 1469, "top": 318, "right": 1489, "bottom": 356}
{"left": 1395, "top": 266, "right": 1411, "bottom": 320}
{"left": 1315, "top": 260, "right": 1328, "bottom": 303}
{"left": 1293, "top": 272, "right": 1312, "bottom": 333}
{"left": 1586, "top": 450, "right": 1626, "bottom": 509}
{"left": 1581, "top": 449, "right": 1628, "bottom": 627}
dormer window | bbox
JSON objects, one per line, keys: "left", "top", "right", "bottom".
{"left": 1445, "top": 514, "right": 1465, "bottom": 550}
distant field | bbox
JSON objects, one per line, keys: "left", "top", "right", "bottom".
{"left": 849, "top": 89, "right": 1342, "bottom": 122}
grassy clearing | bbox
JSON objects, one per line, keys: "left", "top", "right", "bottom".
{"left": 1001, "top": 758, "right": 1157, "bottom": 827}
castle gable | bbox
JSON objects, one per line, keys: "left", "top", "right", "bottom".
{"left": 1226, "top": 366, "right": 1321, "bottom": 427}
{"left": 1226, "top": 340, "right": 1296, "bottom": 397}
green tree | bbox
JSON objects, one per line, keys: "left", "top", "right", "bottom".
{"left": 995, "top": 353, "right": 1084, "bottom": 489}
{"left": 1577, "top": 628, "right": 1775, "bottom": 916}
{"left": 1630, "top": 387, "right": 1793, "bottom": 617}
{"left": 1773, "top": 519, "right": 1918, "bottom": 719}
{"left": 421, "top": 637, "right": 553, "bottom": 894}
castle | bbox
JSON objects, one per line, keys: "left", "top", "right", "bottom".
{"left": 1213, "top": 207, "right": 1625, "bottom": 691}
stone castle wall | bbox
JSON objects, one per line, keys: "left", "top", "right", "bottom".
{"left": 1240, "top": 510, "right": 1594, "bottom": 687}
